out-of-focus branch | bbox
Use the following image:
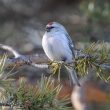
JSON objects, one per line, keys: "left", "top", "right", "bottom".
{"left": 0, "top": 44, "right": 21, "bottom": 58}
{"left": 0, "top": 44, "right": 49, "bottom": 69}
{"left": 0, "top": 43, "right": 110, "bottom": 71}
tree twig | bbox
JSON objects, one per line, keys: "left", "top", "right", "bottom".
{"left": 0, "top": 43, "right": 110, "bottom": 70}
{"left": 0, "top": 44, "right": 49, "bottom": 69}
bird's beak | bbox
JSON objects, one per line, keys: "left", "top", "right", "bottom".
{"left": 45, "top": 27, "right": 50, "bottom": 32}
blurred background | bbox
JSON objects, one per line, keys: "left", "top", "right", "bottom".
{"left": 0, "top": 0, "right": 110, "bottom": 110}
{"left": 0, "top": 0, "right": 110, "bottom": 53}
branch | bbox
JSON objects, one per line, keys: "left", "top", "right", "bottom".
{"left": 0, "top": 44, "right": 49, "bottom": 69}
{"left": 0, "top": 44, "right": 21, "bottom": 58}
{"left": 0, "top": 43, "right": 110, "bottom": 71}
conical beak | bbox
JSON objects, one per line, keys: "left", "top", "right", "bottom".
{"left": 45, "top": 27, "right": 50, "bottom": 32}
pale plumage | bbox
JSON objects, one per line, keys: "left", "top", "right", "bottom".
{"left": 42, "top": 22, "right": 80, "bottom": 86}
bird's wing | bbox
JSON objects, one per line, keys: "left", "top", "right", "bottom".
{"left": 66, "top": 33, "right": 75, "bottom": 58}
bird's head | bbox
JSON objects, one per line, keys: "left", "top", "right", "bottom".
{"left": 45, "top": 22, "right": 66, "bottom": 32}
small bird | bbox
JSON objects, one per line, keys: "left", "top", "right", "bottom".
{"left": 42, "top": 22, "right": 80, "bottom": 86}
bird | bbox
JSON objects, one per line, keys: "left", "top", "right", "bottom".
{"left": 42, "top": 22, "right": 80, "bottom": 86}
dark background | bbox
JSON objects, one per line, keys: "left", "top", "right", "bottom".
{"left": 0, "top": 0, "right": 110, "bottom": 54}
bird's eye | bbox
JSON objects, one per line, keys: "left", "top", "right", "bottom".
{"left": 46, "top": 26, "right": 54, "bottom": 29}
{"left": 46, "top": 26, "right": 54, "bottom": 32}
{"left": 50, "top": 26, "right": 54, "bottom": 29}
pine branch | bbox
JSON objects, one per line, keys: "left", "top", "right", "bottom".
{"left": 0, "top": 43, "right": 110, "bottom": 82}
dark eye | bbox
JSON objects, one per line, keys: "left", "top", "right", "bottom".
{"left": 46, "top": 26, "right": 54, "bottom": 29}
{"left": 46, "top": 26, "right": 54, "bottom": 32}
{"left": 50, "top": 26, "right": 54, "bottom": 29}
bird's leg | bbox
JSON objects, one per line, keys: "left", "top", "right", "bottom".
{"left": 49, "top": 60, "right": 64, "bottom": 67}
{"left": 48, "top": 60, "right": 64, "bottom": 82}
{"left": 48, "top": 60, "right": 60, "bottom": 74}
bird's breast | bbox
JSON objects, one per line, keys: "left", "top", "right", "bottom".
{"left": 42, "top": 33, "right": 73, "bottom": 62}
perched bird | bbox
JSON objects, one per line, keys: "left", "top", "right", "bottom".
{"left": 42, "top": 22, "right": 80, "bottom": 86}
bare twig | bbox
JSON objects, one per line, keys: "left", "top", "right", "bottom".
{"left": 0, "top": 44, "right": 21, "bottom": 58}
{"left": 0, "top": 44, "right": 49, "bottom": 69}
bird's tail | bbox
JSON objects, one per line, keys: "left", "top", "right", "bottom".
{"left": 65, "top": 66, "right": 80, "bottom": 86}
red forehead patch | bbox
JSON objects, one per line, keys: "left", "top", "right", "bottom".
{"left": 47, "top": 22, "right": 53, "bottom": 26}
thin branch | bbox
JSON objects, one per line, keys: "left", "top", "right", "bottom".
{"left": 0, "top": 43, "right": 110, "bottom": 70}
{"left": 0, "top": 44, "right": 20, "bottom": 58}
{"left": 0, "top": 44, "right": 49, "bottom": 69}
